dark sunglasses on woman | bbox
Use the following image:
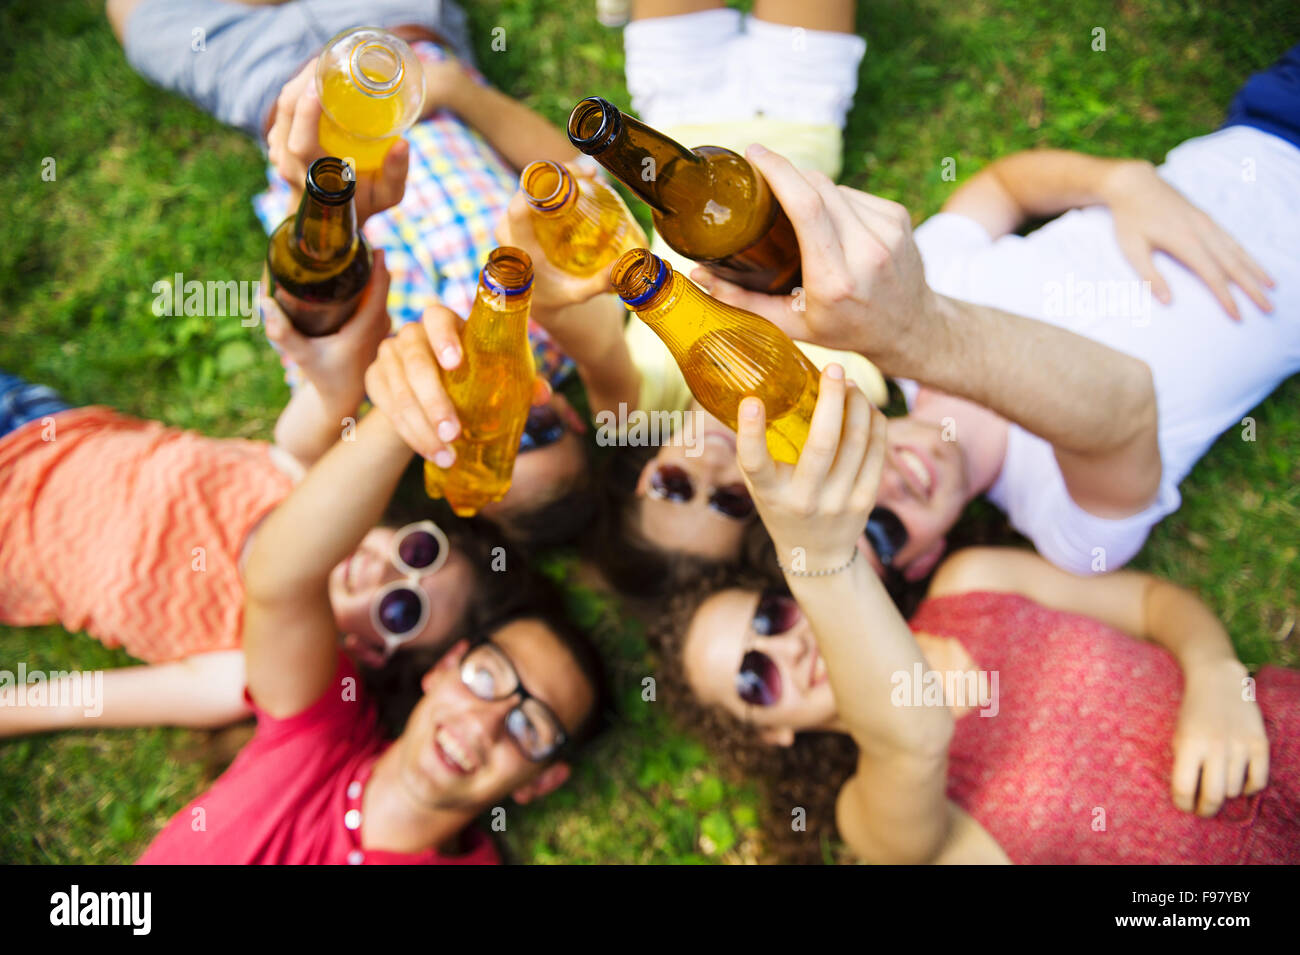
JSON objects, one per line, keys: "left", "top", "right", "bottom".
{"left": 646, "top": 463, "right": 755, "bottom": 520}
{"left": 518, "top": 404, "right": 567, "bottom": 453}
{"left": 864, "top": 506, "right": 908, "bottom": 568}
{"left": 369, "top": 520, "right": 452, "bottom": 657}
{"left": 736, "top": 590, "right": 803, "bottom": 708}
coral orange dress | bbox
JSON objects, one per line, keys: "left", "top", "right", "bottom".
{"left": 909, "top": 591, "right": 1300, "bottom": 863}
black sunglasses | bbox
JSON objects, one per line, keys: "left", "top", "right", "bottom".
{"left": 864, "top": 506, "right": 908, "bottom": 568}
{"left": 647, "top": 463, "right": 755, "bottom": 520}
{"left": 518, "top": 405, "right": 567, "bottom": 453}
{"left": 736, "top": 591, "right": 802, "bottom": 708}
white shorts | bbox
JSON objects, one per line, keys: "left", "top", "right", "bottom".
{"left": 623, "top": 8, "right": 866, "bottom": 130}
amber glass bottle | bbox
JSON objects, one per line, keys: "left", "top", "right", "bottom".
{"left": 568, "top": 96, "right": 801, "bottom": 295}
{"left": 266, "top": 156, "right": 372, "bottom": 337}
{"left": 520, "top": 160, "right": 646, "bottom": 276}
{"left": 612, "top": 249, "right": 818, "bottom": 464}
{"left": 424, "top": 248, "right": 536, "bottom": 516}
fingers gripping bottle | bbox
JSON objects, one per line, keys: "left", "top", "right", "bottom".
{"left": 611, "top": 249, "right": 819, "bottom": 464}
{"left": 316, "top": 27, "right": 425, "bottom": 172}
{"left": 519, "top": 159, "right": 647, "bottom": 276}
{"left": 568, "top": 96, "right": 801, "bottom": 295}
{"left": 424, "top": 248, "right": 537, "bottom": 516}
{"left": 265, "top": 156, "right": 373, "bottom": 337}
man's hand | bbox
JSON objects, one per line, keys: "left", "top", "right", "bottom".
{"left": 264, "top": 250, "right": 392, "bottom": 410}
{"left": 266, "top": 58, "right": 409, "bottom": 224}
{"left": 1101, "top": 160, "right": 1274, "bottom": 320}
{"left": 691, "top": 144, "right": 937, "bottom": 375}
{"left": 1171, "top": 658, "right": 1270, "bottom": 816}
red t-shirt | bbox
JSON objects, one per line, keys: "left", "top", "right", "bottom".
{"left": 138, "top": 654, "right": 499, "bottom": 865}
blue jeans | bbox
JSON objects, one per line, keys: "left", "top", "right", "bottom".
{"left": 0, "top": 373, "right": 73, "bottom": 440}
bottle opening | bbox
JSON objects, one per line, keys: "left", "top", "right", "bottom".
{"left": 351, "top": 40, "right": 404, "bottom": 96}
{"left": 520, "top": 161, "right": 574, "bottom": 213}
{"left": 482, "top": 247, "right": 534, "bottom": 297}
{"left": 611, "top": 249, "right": 668, "bottom": 308}
{"left": 305, "top": 157, "right": 357, "bottom": 204}
{"left": 568, "top": 97, "right": 620, "bottom": 154}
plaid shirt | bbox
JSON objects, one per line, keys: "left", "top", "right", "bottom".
{"left": 254, "top": 42, "right": 572, "bottom": 389}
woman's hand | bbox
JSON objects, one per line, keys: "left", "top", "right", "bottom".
{"left": 266, "top": 58, "right": 410, "bottom": 225}
{"left": 736, "top": 365, "right": 888, "bottom": 573}
{"left": 1171, "top": 658, "right": 1270, "bottom": 816}
{"left": 264, "top": 250, "right": 392, "bottom": 411}
{"left": 1101, "top": 160, "right": 1274, "bottom": 320}
{"left": 493, "top": 163, "right": 612, "bottom": 316}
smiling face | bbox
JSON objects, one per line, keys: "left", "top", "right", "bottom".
{"left": 633, "top": 405, "right": 755, "bottom": 562}
{"left": 682, "top": 588, "right": 838, "bottom": 743}
{"left": 328, "top": 525, "right": 475, "bottom": 668}
{"left": 868, "top": 415, "right": 972, "bottom": 578}
{"left": 392, "top": 619, "right": 596, "bottom": 811}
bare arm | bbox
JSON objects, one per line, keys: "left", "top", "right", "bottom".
{"left": 930, "top": 547, "right": 1270, "bottom": 815}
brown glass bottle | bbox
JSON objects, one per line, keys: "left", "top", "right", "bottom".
{"left": 266, "top": 156, "right": 373, "bottom": 337}
{"left": 567, "top": 96, "right": 801, "bottom": 295}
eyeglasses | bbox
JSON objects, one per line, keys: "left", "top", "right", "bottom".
{"left": 646, "top": 463, "right": 755, "bottom": 520}
{"left": 518, "top": 405, "right": 567, "bottom": 453}
{"left": 369, "top": 521, "right": 451, "bottom": 657}
{"left": 864, "top": 506, "right": 908, "bottom": 568}
{"left": 459, "top": 641, "right": 567, "bottom": 761}
{"left": 736, "top": 591, "right": 802, "bottom": 708}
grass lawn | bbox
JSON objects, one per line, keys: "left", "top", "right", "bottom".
{"left": 1, "top": 0, "right": 1297, "bottom": 864}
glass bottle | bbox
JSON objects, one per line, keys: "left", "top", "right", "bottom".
{"left": 612, "top": 249, "right": 818, "bottom": 464}
{"left": 266, "top": 156, "right": 372, "bottom": 337}
{"left": 316, "top": 27, "right": 425, "bottom": 172}
{"left": 520, "top": 160, "right": 647, "bottom": 276}
{"left": 568, "top": 96, "right": 801, "bottom": 295}
{"left": 424, "top": 247, "right": 537, "bottom": 516}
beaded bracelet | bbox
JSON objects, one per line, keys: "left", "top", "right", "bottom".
{"left": 776, "top": 547, "right": 859, "bottom": 577}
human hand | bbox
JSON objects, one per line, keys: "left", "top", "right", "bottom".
{"left": 1171, "top": 658, "right": 1270, "bottom": 816}
{"left": 735, "top": 366, "right": 887, "bottom": 573}
{"left": 690, "top": 144, "right": 935, "bottom": 374}
{"left": 266, "top": 58, "right": 410, "bottom": 224}
{"left": 264, "top": 250, "right": 392, "bottom": 410}
{"left": 1101, "top": 159, "right": 1274, "bottom": 320}
{"left": 363, "top": 305, "right": 551, "bottom": 467}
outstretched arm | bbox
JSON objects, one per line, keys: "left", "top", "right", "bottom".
{"left": 697, "top": 145, "right": 1162, "bottom": 517}
{"left": 943, "top": 149, "right": 1273, "bottom": 318}
{"left": 929, "top": 547, "right": 1270, "bottom": 817}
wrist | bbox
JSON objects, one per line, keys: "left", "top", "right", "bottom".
{"left": 1096, "top": 158, "right": 1155, "bottom": 206}
{"left": 881, "top": 288, "right": 951, "bottom": 380}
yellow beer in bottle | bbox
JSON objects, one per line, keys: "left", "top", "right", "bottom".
{"left": 316, "top": 28, "right": 425, "bottom": 171}
{"left": 519, "top": 160, "right": 647, "bottom": 276}
{"left": 568, "top": 96, "right": 801, "bottom": 295}
{"left": 611, "top": 249, "right": 819, "bottom": 464}
{"left": 424, "top": 248, "right": 536, "bottom": 516}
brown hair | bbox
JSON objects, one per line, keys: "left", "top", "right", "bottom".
{"left": 649, "top": 563, "right": 860, "bottom": 864}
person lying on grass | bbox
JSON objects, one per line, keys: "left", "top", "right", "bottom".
{"left": 137, "top": 359, "right": 605, "bottom": 864}
{"left": 652, "top": 367, "right": 1298, "bottom": 864}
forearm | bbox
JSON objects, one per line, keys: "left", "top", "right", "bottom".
{"left": 273, "top": 381, "right": 364, "bottom": 471}
{"left": 1142, "top": 577, "right": 1242, "bottom": 675}
{"left": 247, "top": 409, "right": 412, "bottom": 600}
{"left": 442, "top": 70, "right": 577, "bottom": 171}
{"left": 787, "top": 560, "right": 953, "bottom": 754}
{"left": 945, "top": 150, "right": 1138, "bottom": 239}
{"left": 534, "top": 296, "right": 641, "bottom": 415}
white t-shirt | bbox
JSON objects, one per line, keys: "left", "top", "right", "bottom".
{"left": 906, "top": 125, "right": 1300, "bottom": 574}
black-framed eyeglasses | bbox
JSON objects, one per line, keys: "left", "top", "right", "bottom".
{"left": 518, "top": 405, "right": 567, "bottom": 453}
{"left": 736, "top": 590, "right": 802, "bottom": 709}
{"left": 864, "top": 506, "right": 908, "bottom": 568}
{"left": 459, "top": 641, "right": 567, "bottom": 761}
{"left": 647, "top": 463, "right": 755, "bottom": 520}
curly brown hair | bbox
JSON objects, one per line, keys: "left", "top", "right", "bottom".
{"left": 649, "top": 561, "right": 862, "bottom": 864}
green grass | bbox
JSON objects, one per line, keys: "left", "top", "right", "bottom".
{"left": 1, "top": 0, "right": 1297, "bottom": 864}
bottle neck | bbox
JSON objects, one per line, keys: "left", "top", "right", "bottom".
{"left": 292, "top": 159, "right": 359, "bottom": 262}
{"left": 568, "top": 98, "right": 696, "bottom": 214}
